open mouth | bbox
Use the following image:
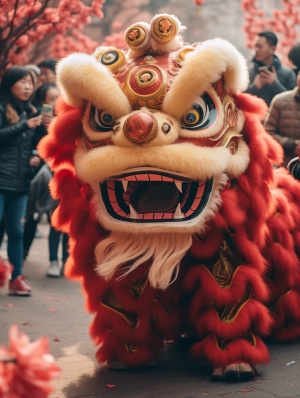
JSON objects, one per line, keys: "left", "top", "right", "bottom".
{"left": 99, "top": 168, "right": 213, "bottom": 223}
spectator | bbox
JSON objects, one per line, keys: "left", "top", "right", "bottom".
{"left": 245, "top": 31, "right": 296, "bottom": 106}
{"left": 23, "top": 83, "right": 59, "bottom": 260}
{"left": 22, "top": 82, "right": 68, "bottom": 278}
{"left": 264, "top": 71, "right": 300, "bottom": 167}
{"left": 288, "top": 43, "right": 300, "bottom": 77}
{"left": 25, "top": 64, "right": 41, "bottom": 89}
{"left": 0, "top": 66, "right": 42, "bottom": 296}
{"left": 37, "top": 58, "right": 57, "bottom": 85}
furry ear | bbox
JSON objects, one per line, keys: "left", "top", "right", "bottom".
{"left": 162, "top": 38, "right": 249, "bottom": 119}
{"left": 56, "top": 53, "right": 132, "bottom": 118}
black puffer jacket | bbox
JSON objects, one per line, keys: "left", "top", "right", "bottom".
{"left": 0, "top": 104, "right": 36, "bottom": 193}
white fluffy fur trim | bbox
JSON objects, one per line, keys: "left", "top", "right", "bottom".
{"left": 227, "top": 139, "right": 250, "bottom": 177}
{"left": 95, "top": 232, "right": 192, "bottom": 289}
{"left": 162, "top": 38, "right": 249, "bottom": 119}
{"left": 56, "top": 53, "right": 131, "bottom": 118}
{"left": 74, "top": 143, "right": 232, "bottom": 184}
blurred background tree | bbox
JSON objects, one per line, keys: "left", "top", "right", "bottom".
{"left": 0, "top": 0, "right": 105, "bottom": 74}
{"left": 1, "top": 0, "right": 300, "bottom": 78}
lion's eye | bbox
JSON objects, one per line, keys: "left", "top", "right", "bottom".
{"left": 97, "top": 50, "right": 126, "bottom": 71}
{"left": 89, "top": 105, "right": 116, "bottom": 132}
{"left": 101, "top": 51, "right": 119, "bottom": 65}
{"left": 182, "top": 93, "right": 217, "bottom": 130}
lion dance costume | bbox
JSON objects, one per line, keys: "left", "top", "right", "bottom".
{"left": 39, "top": 14, "right": 300, "bottom": 381}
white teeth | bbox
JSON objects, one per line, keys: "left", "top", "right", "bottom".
{"left": 173, "top": 203, "right": 183, "bottom": 219}
{"left": 175, "top": 181, "right": 182, "bottom": 193}
{"left": 130, "top": 204, "right": 138, "bottom": 219}
{"left": 122, "top": 180, "right": 128, "bottom": 192}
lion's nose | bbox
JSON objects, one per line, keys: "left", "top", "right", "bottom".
{"left": 124, "top": 112, "right": 157, "bottom": 144}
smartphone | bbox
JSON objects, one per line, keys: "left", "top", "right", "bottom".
{"left": 41, "top": 104, "right": 53, "bottom": 115}
{"left": 258, "top": 65, "right": 271, "bottom": 72}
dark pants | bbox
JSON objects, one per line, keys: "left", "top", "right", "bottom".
{"left": 49, "top": 225, "right": 69, "bottom": 264}
{"left": 23, "top": 214, "right": 39, "bottom": 259}
{"left": 0, "top": 191, "right": 28, "bottom": 280}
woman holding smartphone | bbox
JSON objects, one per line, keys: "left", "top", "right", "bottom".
{"left": 0, "top": 66, "right": 42, "bottom": 296}
{"left": 23, "top": 82, "right": 59, "bottom": 259}
{"left": 23, "top": 82, "right": 69, "bottom": 279}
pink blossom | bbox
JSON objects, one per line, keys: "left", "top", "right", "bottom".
{"left": 0, "top": 325, "right": 60, "bottom": 398}
{"left": 16, "top": 35, "right": 28, "bottom": 48}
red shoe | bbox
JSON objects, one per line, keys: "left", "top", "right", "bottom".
{"left": 9, "top": 276, "right": 31, "bottom": 296}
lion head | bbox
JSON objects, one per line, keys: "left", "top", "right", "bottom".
{"left": 40, "top": 14, "right": 282, "bottom": 289}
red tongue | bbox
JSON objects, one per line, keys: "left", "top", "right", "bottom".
{"left": 124, "top": 112, "right": 155, "bottom": 143}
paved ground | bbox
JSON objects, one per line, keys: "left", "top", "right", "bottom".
{"left": 1, "top": 221, "right": 300, "bottom": 398}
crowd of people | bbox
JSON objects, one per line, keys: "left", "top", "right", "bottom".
{"left": 245, "top": 31, "right": 300, "bottom": 166}
{"left": 0, "top": 32, "right": 300, "bottom": 297}
{"left": 0, "top": 58, "right": 69, "bottom": 296}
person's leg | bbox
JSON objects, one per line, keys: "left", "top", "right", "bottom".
{"left": 62, "top": 233, "right": 69, "bottom": 264}
{"left": 48, "top": 226, "right": 60, "bottom": 262}
{"left": 47, "top": 225, "right": 61, "bottom": 277}
{"left": 23, "top": 214, "right": 39, "bottom": 260}
{"left": 61, "top": 233, "right": 69, "bottom": 276}
{"left": 0, "top": 216, "right": 6, "bottom": 248}
{"left": 5, "top": 193, "right": 28, "bottom": 281}
{"left": 0, "top": 194, "right": 6, "bottom": 248}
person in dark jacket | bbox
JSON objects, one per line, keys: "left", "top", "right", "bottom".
{"left": 264, "top": 71, "right": 300, "bottom": 167}
{"left": 288, "top": 42, "right": 300, "bottom": 77}
{"left": 0, "top": 66, "right": 42, "bottom": 296}
{"left": 245, "top": 31, "right": 296, "bottom": 106}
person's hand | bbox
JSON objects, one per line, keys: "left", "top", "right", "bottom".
{"left": 41, "top": 113, "right": 53, "bottom": 127}
{"left": 253, "top": 74, "right": 264, "bottom": 89}
{"left": 27, "top": 115, "right": 42, "bottom": 129}
{"left": 259, "top": 66, "right": 277, "bottom": 85}
{"left": 29, "top": 156, "right": 40, "bottom": 167}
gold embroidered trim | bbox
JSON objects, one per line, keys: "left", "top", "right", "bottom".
{"left": 129, "top": 274, "right": 148, "bottom": 298}
{"left": 216, "top": 297, "right": 249, "bottom": 324}
{"left": 126, "top": 343, "right": 137, "bottom": 353}
{"left": 102, "top": 289, "right": 139, "bottom": 328}
{"left": 215, "top": 332, "right": 256, "bottom": 351}
{"left": 101, "top": 276, "right": 148, "bottom": 328}
{"left": 210, "top": 238, "right": 240, "bottom": 288}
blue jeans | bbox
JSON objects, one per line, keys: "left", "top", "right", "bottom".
{"left": 0, "top": 191, "right": 28, "bottom": 280}
{"left": 48, "top": 225, "right": 69, "bottom": 264}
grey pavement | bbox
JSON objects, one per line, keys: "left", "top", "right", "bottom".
{"left": 1, "top": 221, "right": 300, "bottom": 398}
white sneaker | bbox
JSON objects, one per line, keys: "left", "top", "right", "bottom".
{"left": 47, "top": 261, "right": 61, "bottom": 277}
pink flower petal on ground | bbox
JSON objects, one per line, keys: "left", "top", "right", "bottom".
{"left": 48, "top": 308, "right": 57, "bottom": 312}
{"left": 6, "top": 304, "right": 14, "bottom": 308}
{"left": 106, "top": 384, "right": 116, "bottom": 388}
{"left": 0, "top": 325, "right": 60, "bottom": 398}
{"left": 46, "top": 297, "right": 53, "bottom": 300}
{"left": 242, "top": 389, "right": 254, "bottom": 392}
{"left": 53, "top": 338, "right": 61, "bottom": 342}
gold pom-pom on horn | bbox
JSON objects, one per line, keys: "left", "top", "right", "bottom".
{"left": 125, "top": 23, "right": 151, "bottom": 50}
{"left": 150, "top": 14, "right": 179, "bottom": 44}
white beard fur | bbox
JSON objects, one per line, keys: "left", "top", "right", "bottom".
{"left": 95, "top": 231, "right": 193, "bottom": 290}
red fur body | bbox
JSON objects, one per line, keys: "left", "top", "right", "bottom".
{"left": 39, "top": 92, "right": 300, "bottom": 369}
